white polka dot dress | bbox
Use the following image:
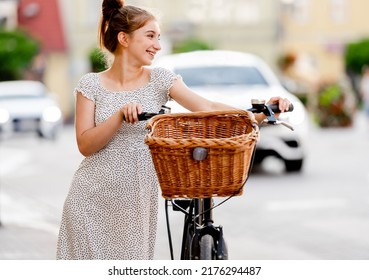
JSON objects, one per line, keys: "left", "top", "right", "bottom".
{"left": 56, "top": 67, "right": 178, "bottom": 260}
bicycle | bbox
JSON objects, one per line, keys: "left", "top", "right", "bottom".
{"left": 139, "top": 100, "right": 294, "bottom": 260}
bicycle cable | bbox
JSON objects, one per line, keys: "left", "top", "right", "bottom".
{"left": 165, "top": 199, "right": 175, "bottom": 260}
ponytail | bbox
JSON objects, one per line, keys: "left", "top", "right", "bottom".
{"left": 99, "top": 0, "right": 155, "bottom": 53}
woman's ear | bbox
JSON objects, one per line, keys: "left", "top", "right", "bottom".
{"left": 118, "top": 32, "right": 129, "bottom": 47}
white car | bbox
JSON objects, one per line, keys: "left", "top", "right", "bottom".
{"left": 154, "top": 50, "right": 309, "bottom": 172}
{"left": 0, "top": 80, "right": 62, "bottom": 139}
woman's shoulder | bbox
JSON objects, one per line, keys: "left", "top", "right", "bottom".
{"left": 150, "top": 67, "right": 177, "bottom": 79}
{"left": 150, "top": 67, "right": 181, "bottom": 84}
{"left": 75, "top": 72, "right": 100, "bottom": 91}
{"left": 74, "top": 72, "right": 100, "bottom": 101}
{"left": 78, "top": 72, "right": 99, "bottom": 84}
{"left": 149, "top": 67, "right": 181, "bottom": 93}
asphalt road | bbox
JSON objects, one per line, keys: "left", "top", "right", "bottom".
{"left": 0, "top": 112, "right": 368, "bottom": 260}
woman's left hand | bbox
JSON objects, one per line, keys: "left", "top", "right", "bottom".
{"left": 253, "top": 96, "right": 292, "bottom": 124}
{"left": 267, "top": 96, "right": 292, "bottom": 113}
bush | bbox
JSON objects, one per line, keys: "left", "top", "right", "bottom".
{"left": 173, "top": 38, "right": 214, "bottom": 53}
{"left": 315, "top": 83, "right": 353, "bottom": 127}
{"left": 0, "top": 29, "right": 40, "bottom": 81}
{"left": 89, "top": 48, "right": 108, "bottom": 72}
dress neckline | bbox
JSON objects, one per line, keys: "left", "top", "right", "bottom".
{"left": 96, "top": 68, "right": 154, "bottom": 94}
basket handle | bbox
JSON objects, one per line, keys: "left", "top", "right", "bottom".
{"left": 145, "top": 109, "right": 256, "bottom": 130}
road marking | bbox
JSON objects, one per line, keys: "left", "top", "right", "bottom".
{"left": 266, "top": 198, "right": 348, "bottom": 212}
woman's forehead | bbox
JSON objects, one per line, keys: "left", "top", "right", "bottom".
{"left": 140, "top": 20, "right": 161, "bottom": 33}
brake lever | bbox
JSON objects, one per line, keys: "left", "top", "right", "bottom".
{"left": 251, "top": 99, "right": 295, "bottom": 131}
{"left": 260, "top": 119, "right": 294, "bottom": 131}
{"left": 276, "top": 120, "right": 294, "bottom": 131}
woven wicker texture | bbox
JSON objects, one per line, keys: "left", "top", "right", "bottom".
{"left": 145, "top": 110, "right": 259, "bottom": 198}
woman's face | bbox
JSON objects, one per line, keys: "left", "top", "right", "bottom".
{"left": 126, "top": 20, "right": 162, "bottom": 66}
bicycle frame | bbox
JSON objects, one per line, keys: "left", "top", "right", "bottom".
{"left": 166, "top": 198, "right": 223, "bottom": 260}
{"left": 182, "top": 198, "right": 227, "bottom": 260}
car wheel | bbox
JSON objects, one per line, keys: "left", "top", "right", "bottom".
{"left": 284, "top": 159, "right": 303, "bottom": 172}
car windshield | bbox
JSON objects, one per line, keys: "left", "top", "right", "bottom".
{"left": 174, "top": 66, "right": 268, "bottom": 87}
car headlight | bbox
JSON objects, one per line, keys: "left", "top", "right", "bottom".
{"left": 42, "top": 106, "right": 62, "bottom": 123}
{"left": 0, "top": 108, "right": 10, "bottom": 124}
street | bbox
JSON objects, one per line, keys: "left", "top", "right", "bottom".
{"left": 0, "top": 113, "right": 368, "bottom": 260}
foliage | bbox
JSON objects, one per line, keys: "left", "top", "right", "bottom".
{"left": 173, "top": 38, "right": 214, "bottom": 53}
{"left": 344, "top": 38, "right": 369, "bottom": 74}
{"left": 315, "top": 83, "right": 353, "bottom": 127}
{"left": 89, "top": 48, "right": 108, "bottom": 72}
{"left": 0, "top": 29, "right": 40, "bottom": 81}
{"left": 319, "top": 84, "right": 342, "bottom": 107}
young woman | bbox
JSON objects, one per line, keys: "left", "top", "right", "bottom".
{"left": 56, "top": 0, "right": 291, "bottom": 260}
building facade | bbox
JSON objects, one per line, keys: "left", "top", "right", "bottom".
{"left": 280, "top": 0, "right": 369, "bottom": 84}
{"left": 2, "top": 0, "right": 369, "bottom": 120}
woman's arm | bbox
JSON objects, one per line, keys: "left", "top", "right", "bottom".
{"left": 169, "top": 78, "right": 291, "bottom": 122}
{"left": 75, "top": 92, "right": 141, "bottom": 156}
{"left": 169, "top": 79, "right": 235, "bottom": 112}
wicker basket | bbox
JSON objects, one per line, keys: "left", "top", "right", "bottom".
{"left": 144, "top": 110, "right": 259, "bottom": 199}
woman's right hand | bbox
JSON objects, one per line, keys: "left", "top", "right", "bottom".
{"left": 120, "top": 102, "right": 143, "bottom": 124}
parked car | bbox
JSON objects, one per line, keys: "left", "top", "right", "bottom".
{"left": 154, "top": 50, "right": 309, "bottom": 172}
{"left": 0, "top": 80, "right": 62, "bottom": 139}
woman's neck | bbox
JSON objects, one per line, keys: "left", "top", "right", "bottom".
{"left": 109, "top": 54, "right": 144, "bottom": 84}
{"left": 100, "top": 54, "right": 149, "bottom": 92}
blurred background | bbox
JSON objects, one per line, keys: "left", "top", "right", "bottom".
{"left": 0, "top": 0, "right": 368, "bottom": 260}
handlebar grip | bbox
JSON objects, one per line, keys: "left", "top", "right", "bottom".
{"left": 269, "top": 103, "right": 294, "bottom": 113}
{"left": 124, "top": 105, "right": 169, "bottom": 122}
{"left": 122, "top": 112, "right": 151, "bottom": 122}
{"left": 137, "top": 112, "right": 148, "bottom": 121}
{"left": 138, "top": 112, "right": 159, "bottom": 121}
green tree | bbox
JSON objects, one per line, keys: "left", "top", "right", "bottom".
{"left": 345, "top": 38, "right": 369, "bottom": 74}
{"left": 0, "top": 29, "right": 40, "bottom": 81}
{"left": 344, "top": 37, "right": 369, "bottom": 103}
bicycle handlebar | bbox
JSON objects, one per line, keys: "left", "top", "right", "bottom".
{"left": 248, "top": 99, "right": 294, "bottom": 114}
{"left": 134, "top": 100, "right": 295, "bottom": 130}
{"left": 263, "top": 103, "right": 294, "bottom": 113}
{"left": 122, "top": 105, "right": 171, "bottom": 121}
{"left": 248, "top": 99, "right": 294, "bottom": 130}
{"left": 137, "top": 112, "right": 161, "bottom": 121}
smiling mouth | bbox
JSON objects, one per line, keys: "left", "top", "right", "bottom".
{"left": 147, "top": 51, "right": 156, "bottom": 57}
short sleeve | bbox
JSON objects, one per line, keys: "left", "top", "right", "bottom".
{"left": 74, "top": 73, "right": 97, "bottom": 103}
{"left": 151, "top": 67, "right": 181, "bottom": 100}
